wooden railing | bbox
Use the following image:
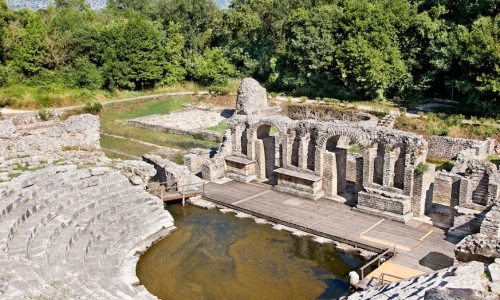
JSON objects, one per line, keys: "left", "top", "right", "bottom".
{"left": 359, "top": 247, "right": 396, "bottom": 279}
{"left": 377, "top": 273, "right": 404, "bottom": 285}
{"left": 148, "top": 182, "right": 205, "bottom": 205}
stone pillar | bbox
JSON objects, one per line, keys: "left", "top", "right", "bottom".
{"left": 333, "top": 149, "right": 347, "bottom": 194}
{"left": 323, "top": 151, "right": 337, "bottom": 198}
{"left": 412, "top": 164, "right": 435, "bottom": 217}
{"left": 362, "top": 147, "right": 376, "bottom": 185}
{"left": 283, "top": 131, "right": 294, "bottom": 168}
{"left": 255, "top": 140, "right": 266, "bottom": 180}
{"left": 383, "top": 151, "right": 395, "bottom": 187}
{"left": 315, "top": 148, "right": 324, "bottom": 176}
{"left": 403, "top": 166, "right": 414, "bottom": 197}
{"left": 355, "top": 156, "right": 364, "bottom": 202}
{"left": 233, "top": 126, "right": 243, "bottom": 153}
{"left": 459, "top": 178, "right": 473, "bottom": 207}
{"left": 298, "top": 133, "right": 310, "bottom": 170}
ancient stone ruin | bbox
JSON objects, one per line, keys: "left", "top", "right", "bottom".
{"left": 200, "top": 78, "right": 500, "bottom": 226}
{"left": 0, "top": 114, "right": 174, "bottom": 299}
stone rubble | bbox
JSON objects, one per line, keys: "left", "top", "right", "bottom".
{"left": 345, "top": 261, "right": 499, "bottom": 300}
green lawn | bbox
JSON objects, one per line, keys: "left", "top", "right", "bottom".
{"left": 426, "top": 157, "right": 454, "bottom": 172}
{"left": 116, "top": 96, "right": 190, "bottom": 119}
{"left": 206, "top": 124, "right": 229, "bottom": 133}
{"left": 100, "top": 134, "right": 157, "bottom": 157}
{"left": 100, "top": 96, "right": 219, "bottom": 158}
{"left": 488, "top": 155, "right": 500, "bottom": 168}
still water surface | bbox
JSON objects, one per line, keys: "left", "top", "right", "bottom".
{"left": 137, "top": 205, "right": 364, "bottom": 300}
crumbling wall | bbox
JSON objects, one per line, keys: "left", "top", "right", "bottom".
{"left": 0, "top": 114, "right": 100, "bottom": 160}
{"left": 143, "top": 154, "right": 203, "bottom": 189}
{"left": 426, "top": 136, "right": 491, "bottom": 160}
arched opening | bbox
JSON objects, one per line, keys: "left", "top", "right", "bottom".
{"left": 290, "top": 131, "right": 301, "bottom": 167}
{"left": 306, "top": 131, "right": 317, "bottom": 171}
{"left": 393, "top": 146, "right": 406, "bottom": 190}
{"left": 323, "top": 135, "right": 357, "bottom": 202}
{"left": 255, "top": 124, "right": 278, "bottom": 184}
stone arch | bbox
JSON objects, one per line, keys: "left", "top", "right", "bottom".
{"left": 248, "top": 121, "right": 285, "bottom": 184}
{"left": 316, "top": 128, "right": 371, "bottom": 151}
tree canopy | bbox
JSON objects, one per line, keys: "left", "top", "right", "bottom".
{"left": 0, "top": 0, "right": 498, "bottom": 115}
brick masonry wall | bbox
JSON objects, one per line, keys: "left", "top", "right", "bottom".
{"left": 426, "top": 136, "right": 490, "bottom": 160}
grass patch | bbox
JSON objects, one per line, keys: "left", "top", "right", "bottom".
{"left": 100, "top": 135, "right": 157, "bottom": 157}
{"left": 488, "top": 155, "right": 500, "bottom": 168}
{"left": 206, "top": 124, "right": 229, "bottom": 133}
{"left": 395, "top": 113, "right": 500, "bottom": 140}
{"left": 427, "top": 157, "right": 454, "bottom": 172}
{"left": 100, "top": 97, "right": 219, "bottom": 153}
{"left": 117, "top": 97, "right": 190, "bottom": 119}
{"left": 348, "top": 145, "right": 362, "bottom": 154}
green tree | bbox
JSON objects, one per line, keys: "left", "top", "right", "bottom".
{"left": 163, "top": 22, "right": 187, "bottom": 85}
{"left": 67, "top": 57, "right": 103, "bottom": 90}
{"left": 101, "top": 16, "right": 183, "bottom": 90}
{"left": 5, "top": 11, "right": 49, "bottom": 76}
{"left": 190, "top": 47, "right": 235, "bottom": 86}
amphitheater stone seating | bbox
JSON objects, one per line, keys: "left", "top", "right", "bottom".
{"left": 0, "top": 165, "right": 174, "bottom": 299}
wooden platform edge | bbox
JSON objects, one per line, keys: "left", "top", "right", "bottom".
{"left": 203, "top": 194, "right": 385, "bottom": 254}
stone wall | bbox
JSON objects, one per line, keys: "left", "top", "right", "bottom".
{"left": 433, "top": 172, "right": 462, "bottom": 206}
{"left": 184, "top": 148, "right": 212, "bottom": 174}
{"left": 143, "top": 154, "right": 203, "bottom": 189}
{"left": 426, "top": 136, "right": 491, "bottom": 160}
{"left": 285, "top": 103, "right": 378, "bottom": 126}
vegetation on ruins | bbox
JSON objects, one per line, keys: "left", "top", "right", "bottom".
{"left": 415, "top": 162, "right": 430, "bottom": 175}
{"left": 395, "top": 112, "right": 500, "bottom": 140}
{"left": 0, "top": 0, "right": 498, "bottom": 116}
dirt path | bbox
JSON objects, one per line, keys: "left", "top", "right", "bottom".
{"left": 0, "top": 91, "right": 209, "bottom": 115}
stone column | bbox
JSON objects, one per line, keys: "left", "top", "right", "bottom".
{"left": 298, "top": 133, "right": 310, "bottom": 170}
{"left": 284, "top": 131, "right": 295, "bottom": 168}
{"left": 323, "top": 151, "right": 337, "bottom": 198}
{"left": 362, "top": 147, "right": 376, "bottom": 185}
{"left": 459, "top": 178, "right": 473, "bottom": 207}
{"left": 383, "top": 151, "right": 397, "bottom": 187}
{"left": 333, "top": 149, "right": 347, "bottom": 194}
{"left": 233, "top": 126, "right": 243, "bottom": 153}
{"left": 255, "top": 140, "right": 266, "bottom": 180}
{"left": 412, "top": 164, "right": 435, "bottom": 217}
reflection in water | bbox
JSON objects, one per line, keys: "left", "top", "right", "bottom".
{"left": 137, "top": 205, "right": 363, "bottom": 300}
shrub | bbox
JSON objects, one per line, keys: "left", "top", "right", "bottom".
{"left": 67, "top": 58, "right": 103, "bottom": 90}
{"left": 445, "top": 114, "right": 465, "bottom": 127}
{"left": 415, "top": 162, "right": 429, "bottom": 175}
{"left": 299, "top": 96, "right": 307, "bottom": 103}
{"left": 38, "top": 109, "right": 53, "bottom": 121}
{"left": 83, "top": 102, "right": 103, "bottom": 115}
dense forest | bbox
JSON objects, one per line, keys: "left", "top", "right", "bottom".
{"left": 0, "top": 0, "right": 498, "bottom": 115}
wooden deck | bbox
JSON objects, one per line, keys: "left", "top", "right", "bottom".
{"left": 203, "top": 180, "right": 457, "bottom": 278}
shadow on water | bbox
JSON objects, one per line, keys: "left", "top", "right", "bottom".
{"left": 137, "top": 205, "right": 365, "bottom": 300}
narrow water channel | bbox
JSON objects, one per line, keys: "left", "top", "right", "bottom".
{"left": 137, "top": 205, "right": 364, "bottom": 300}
